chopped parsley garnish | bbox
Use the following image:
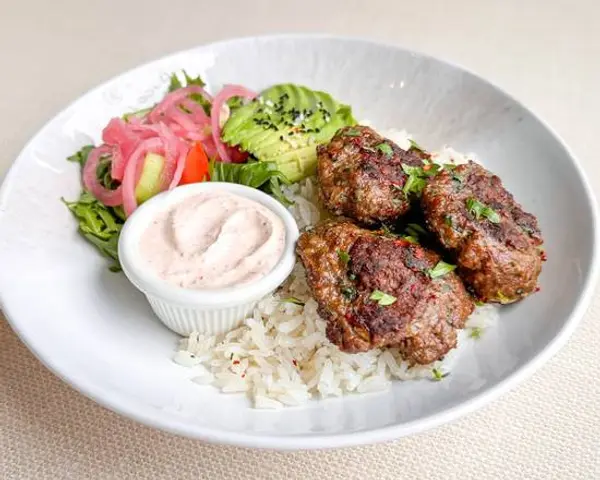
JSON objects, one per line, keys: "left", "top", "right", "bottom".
{"left": 380, "top": 224, "right": 398, "bottom": 238}
{"left": 341, "top": 286, "right": 357, "bottom": 300}
{"left": 466, "top": 198, "right": 501, "bottom": 223}
{"left": 376, "top": 143, "right": 394, "bottom": 158}
{"left": 401, "top": 162, "right": 440, "bottom": 197}
{"left": 403, "top": 174, "right": 427, "bottom": 196}
{"left": 496, "top": 291, "right": 511, "bottom": 303}
{"left": 369, "top": 289, "right": 397, "bottom": 306}
{"left": 406, "top": 223, "right": 428, "bottom": 237}
{"left": 428, "top": 260, "right": 457, "bottom": 278}
{"left": 452, "top": 173, "right": 464, "bottom": 183}
{"left": 402, "top": 235, "right": 418, "bottom": 244}
{"left": 469, "top": 327, "right": 482, "bottom": 339}
{"left": 401, "top": 164, "right": 422, "bottom": 176}
{"left": 474, "top": 300, "right": 486, "bottom": 307}
{"left": 348, "top": 272, "right": 357, "bottom": 281}
{"left": 409, "top": 139, "right": 425, "bottom": 152}
{"left": 444, "top": 215, "right": 453, "bottom": 227}
{"left": 281, "top": 297, "right": 305, "bottom": 306}
{"left": 431, "top": 368, "right": 449, "bottom": 381}
{"left": 337, "top": 249, "right": 351, "bottom": 264}
{"left": 343, "top": 127, "right": 361, "bottom": 137}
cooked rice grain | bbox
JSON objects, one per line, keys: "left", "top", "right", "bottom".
{"left": 174, "top": 127, "right": 499, "bottom": 408}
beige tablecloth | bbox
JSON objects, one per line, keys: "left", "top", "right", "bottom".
{"left": 1, "top": 0, "right": 599, "bottom": 478}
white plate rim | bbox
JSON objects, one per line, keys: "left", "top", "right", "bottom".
{"left": 1, "top": 33, "right": 599, "bottom": 450}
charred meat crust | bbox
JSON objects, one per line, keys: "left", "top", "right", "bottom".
{"left": 296, "top": 220, "right": 474, "bottom": 364}
{"left": 317, "top": 125, "right": 426, "bottom": 226}
{"left": 421, "top": 161, "right": 544, "bottom": 303}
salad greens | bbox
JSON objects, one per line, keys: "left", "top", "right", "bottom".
{"left": 64, "top": 75, "right": 356, "bottom": 270}
{"left": 63, "top": 191, "right": 124, "bottom": 271}
{"left": 222, "top": 84, "right": 356, "bottom": 182}
{"left": 65, "top": 145, "right": 125, "bottom": 270}
{"left": 208, "top": 159, "right": 292, "bottom": 206}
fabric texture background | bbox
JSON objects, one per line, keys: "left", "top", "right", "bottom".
{"left": 1, "top": 0, "right": 599, "bottom": 478}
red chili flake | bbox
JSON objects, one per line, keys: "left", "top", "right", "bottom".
{"left": 241, "top": 373, "right": 246, "bottom": 378}
{"left": 541, "top": 252, "right": 548, "bottom": 262}
{"left": 292, "top": 359, "right": 298, "bottom": 367}
{"left": 413, "top": 248, "right": 424, "bottom": 259}
{"left": 232, "top": 360, "right": 240, "bottom": 365}
{"left": 535, "top": 286, "right": 541, "bottom": 293}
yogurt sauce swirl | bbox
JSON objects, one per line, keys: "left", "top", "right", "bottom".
{"left": 140, "top": 191, "right": 286, "bottom": 289}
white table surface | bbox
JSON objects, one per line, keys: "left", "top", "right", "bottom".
{"left": 1, "top": 0, "right": 599, "bottom": 478}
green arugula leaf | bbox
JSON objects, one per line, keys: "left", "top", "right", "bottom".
{"left": 62, "top": 193, "right": 123, "bottom": 271}
{"left": 168, "top": 70, "right": 210, "bottom": 114}
{"left": 428, "top": 260, "right": 457, "bottom": 279}
{"left": 369, "top": 289, "right": 397, "bottom": 306}
{"left": 67, "top": 145, "right": 94, "bottom": 167}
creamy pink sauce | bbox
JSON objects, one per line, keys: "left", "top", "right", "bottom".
{"left": 140, "top": 191, "right": 286, "bottom": 289}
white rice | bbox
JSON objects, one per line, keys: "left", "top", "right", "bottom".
{"left": 174, "top": 126, "right": 499, "bottom": 408}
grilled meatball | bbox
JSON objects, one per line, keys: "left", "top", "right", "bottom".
{"left": 421, "top": 161, "right": 544, "bottom": 303}
{"left": 317, "top": 125, "right": 426, "bottom": 225}
{"left": 296, "top": 220, "right": 474, "bottom": 364}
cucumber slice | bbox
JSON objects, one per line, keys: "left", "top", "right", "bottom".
{"left": 135, "top": 153, "right": 165, "bottom": 204}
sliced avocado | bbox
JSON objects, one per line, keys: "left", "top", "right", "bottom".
{"left": 135, "top": 153, "right": 165, "bottom": 204}
{"left": 222, "top": 84, "right": 356, "bottom": 182}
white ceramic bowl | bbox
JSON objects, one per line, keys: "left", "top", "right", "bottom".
{"left": 0, "top": 35, "right": 598, "bottom": 450}
{"left": 118, "top": 182, "right": 299, "bottom": 336}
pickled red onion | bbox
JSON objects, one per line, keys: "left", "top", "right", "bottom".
{"left": 210, "top": 85, "right": 257, "bottom": 162}
{"left": 83, "top": 145, "right": 123, "bottom": 206}
{"left": 122, "top": 138, "right": 164, "bottom": 216}
{"left": 149, "top": 86, "right": 212, "bottom": 123}
{"left": 103, "top": 118, "right": 139, "bottom": 181}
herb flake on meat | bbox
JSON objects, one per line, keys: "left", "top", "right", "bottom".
{"left": 466, "top": 197, "right": 501, "bottom": 223}
{"left": 428, "top": 260, "right": 457, "bottom": 279}
{"left": 343, "top": 127, "right": 362, "bottom": 137}
{"left": 409, "top": 138, "right": 425, "bottom": 152}
{"left": 369, "top": 289, "right": 397, "bottom": 306}
{"left": 341, "top": 286, "right": 357, "bottom": 301}
{"left": 337, "top": 249, "right": 351, "bottom": 264}
{"left": 376, "top": 142, "right": 393, "bottom": 158}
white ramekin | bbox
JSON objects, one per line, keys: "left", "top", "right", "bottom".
{"left": 118, "top": 182, "right": 299, "bottom": 337}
